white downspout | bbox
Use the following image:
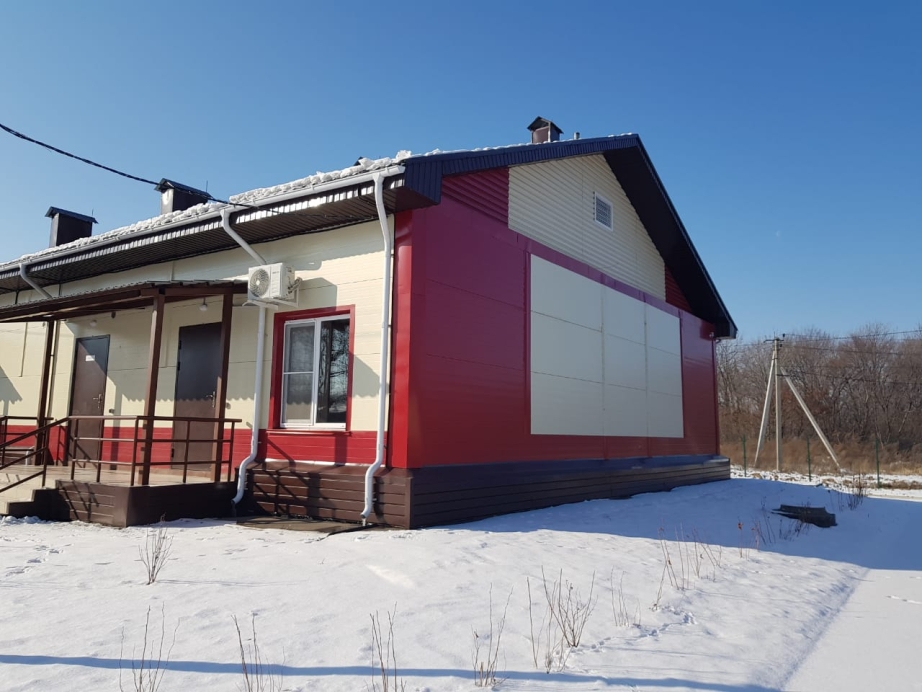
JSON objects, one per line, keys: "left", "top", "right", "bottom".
{"left": 360, "top": 172, "right": 393, "bottom": 524}
{"left": 19, "top": 262, "right": 52, "bottom": 299}
{"left": 233, "top": 303, "right": 267, "bottom": 505}
{"left": 220, "top": 208, "right": 267, "bottom": 266}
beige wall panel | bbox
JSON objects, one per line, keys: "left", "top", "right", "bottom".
{"left": 602, "top": 289, "right": 646, "bottom": 343}
{"left": 3, "top": 219, "right": 392, "bottom": 433}
{"left": 604, "top": 335, "right": 647, "bottom": 391}
{"left": 647, "top": 391, "right": 684, "bottom": 438}
{"left": 0, "top": 324, "right": 27, "bottom": 376}
{"left": 531, "top": 313, "right": 603, "bottom": 383}
{"left": 604, "top": 384, "right": 648, "bottom": 437}
{"left": 531, "top": 256, "right": 602, "bottom": 329}
{"left": 647, "top": 348, "right": 683, "bottom": 397}
{"left": 645, "top": 305, "right": 681, "bottom": 355}
{"left": 531, "top": 372, "right": 604, "bottom": 436}
{"left": 510, "top": 155, "right": 665, "bottom": 299}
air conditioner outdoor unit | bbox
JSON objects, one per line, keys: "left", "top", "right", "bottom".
{"left": 247, "top": 263, "right": 296, "bottom": 303}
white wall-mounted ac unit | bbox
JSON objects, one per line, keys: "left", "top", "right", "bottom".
{"left": 247, "top": 263, "right": 296, "bottom": 303}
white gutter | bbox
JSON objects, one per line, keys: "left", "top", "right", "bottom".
{"left": 19, "top": 262, "right": 52, "bottom": 299}
{"left": 2, "top": 167, "right": 407, "bottom": 275}
{"left": 220, "top": 208, "right": 267, "bottom": 266}
{"left": 360, "top": 172, "right": 395, "bottom": 524}
{"left": 232, "top": 303, "right": 267, "bottom": 505}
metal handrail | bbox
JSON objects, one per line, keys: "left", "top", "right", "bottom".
{"left": 0, "top": 414, "right": 241, "bottom": 493}
{"left": 0, "top": 417, "right": 69, "bottom": 492}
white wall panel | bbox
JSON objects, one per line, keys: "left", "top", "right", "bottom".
{"left": 531, "top": 313, "right": 603, "bottom": 383}
{"left": 647, "top": 391, "right": 684, "bottom": 438}
{"left": 604, "top": 335, "right": 647, "bottom": 391}
{"left": 604, "top": 385, "right": 648, "bottom": 437}
{"left": 531, "top": 256, "right": 602, "bottom": 330}
{"left": 531, "top": 373, "right": 604, "bottom": 436}
{"left": 645, "top": 305, "right": 681, "bottom": 355}
{"left": 647, "top": 348, "right": 683, "bottom": 396}
{"left": 530, "top": 256, "right": 684, "bottom": 439}
{"left": 603, "top": 289, "right": 646, "bottom": 343}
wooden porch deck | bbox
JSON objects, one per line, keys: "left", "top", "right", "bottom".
{"left": 1, "top": 466, "right": 235, "bottom": 527}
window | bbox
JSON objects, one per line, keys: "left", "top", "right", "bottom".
{"left": 281, "top": 315, "right": 350, "bottom": 428}
{"left": 594, "top": 192, "right": 613, "bottom": 230}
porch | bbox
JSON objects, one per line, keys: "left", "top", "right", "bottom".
{"left": 0, "top": 281, "right": 247, "bottom": 526}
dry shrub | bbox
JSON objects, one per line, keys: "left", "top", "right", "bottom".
{"left": 542, "top": 568, "right": 595, "bottom": 649}
{"left": 138, "top": 518, "right": 173, "bottom": 585}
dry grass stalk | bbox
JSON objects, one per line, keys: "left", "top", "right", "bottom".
{"left": 119, "top": 605, "right": 178, "bottom": 692}
{"left": 369, "top": 606, "right": 405, "bottom": 692}
{"left": 234, "top": 614, "right": 283, "bottom": 692}
{"left": 472, "top": 585, "right": 511, "bottom": 687}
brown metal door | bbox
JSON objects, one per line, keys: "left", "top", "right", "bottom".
{"left": 69, "top": 336, "right": 110, "bottom": 461}
{"left": 173, "top": 323, "right": 222, "bottom": 467}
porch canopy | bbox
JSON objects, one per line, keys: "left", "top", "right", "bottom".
{"left": 0, "top": 280, "right": 247, "bottom": 484}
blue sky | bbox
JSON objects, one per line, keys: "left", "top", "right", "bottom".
{"left": 1, "top": 1, "right": 919, "bottom": 339}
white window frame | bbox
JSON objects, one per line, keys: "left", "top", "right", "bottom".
{"left": 280, "top": 314, "right": 350, "bottom": 430}
{"left": 593, "top": 192, "right": 614, "bottom": 231}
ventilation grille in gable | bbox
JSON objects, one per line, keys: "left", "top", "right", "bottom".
{"left": 594, "top": 193, "right": 613, "bottom": 230}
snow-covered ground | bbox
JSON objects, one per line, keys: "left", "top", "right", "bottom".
{"left": 2, "top": 474, "right": 920, "bottom": 692}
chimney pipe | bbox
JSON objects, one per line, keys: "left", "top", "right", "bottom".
{"left": 527, "top": 116, "right": 563, "bottom": 144}
{"left": 155, "top": 179, "right": 213, "bottom": 215}
{"left": 46, "top": 207, "right": 96, "bottom": 248}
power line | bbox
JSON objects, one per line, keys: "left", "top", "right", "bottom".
{"left": 779, "top": 343, "right": 919, "bottom": 358}
{"left": 0, "top": 119, "right": 240, "bottom": 207}
{"left": 785, "top": 329, "right": 922, "bottom": 342}
{"left": 786, "top": 369, "right": 922, "bottom": 387}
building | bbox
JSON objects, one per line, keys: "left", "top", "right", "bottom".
{"left": 0, "top": 118, "right": 735, "bottom": 527}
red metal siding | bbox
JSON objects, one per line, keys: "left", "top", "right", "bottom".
{"left": 665, "top": 265, "right": 693, "bottom": 312}
{"left": 388, "top": 169, "right": 720, "bottom": 469}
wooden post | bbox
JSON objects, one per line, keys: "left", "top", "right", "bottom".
{"left": 34, "top": 320, "right": 57, "bottom": 466}
{"left": 141, "top": 292, "right": 166, "bottom": 485}
{"left": 213, "top": 287, "right": 234, "bottom": 481}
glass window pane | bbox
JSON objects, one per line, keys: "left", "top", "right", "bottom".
{"left": 285, "top": 324, "right": 314, "bottom": 373}
{"left": 283, "top": 372, "right": 314, "bottom": 423}
{"left": 317, "top": 319, "right": 350, "bottom": 424}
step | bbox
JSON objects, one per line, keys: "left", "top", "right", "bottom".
{"left": 0, "top": 475, "right": 45, "bottom": 515}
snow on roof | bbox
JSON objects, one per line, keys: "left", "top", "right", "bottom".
{"left": 4, "top": 153, "right": 411, "bottom": 270}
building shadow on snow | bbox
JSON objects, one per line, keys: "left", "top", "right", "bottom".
{"left": 429, "top": 478, "right": 922, "bottom": 572}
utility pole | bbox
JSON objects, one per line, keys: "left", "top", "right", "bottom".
{"left": 772, "top": 337, "right": 783, "bottom": 472}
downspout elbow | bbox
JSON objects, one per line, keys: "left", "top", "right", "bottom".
{"left": 19, "top": 262, "right": 52, "bottom": 299}
{"left": 220, "top": 207, "right": 267, "bottom": 267}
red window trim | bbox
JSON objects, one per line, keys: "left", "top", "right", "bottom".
{"left": 268, "top": 304, "right": 356, "bottom": 432}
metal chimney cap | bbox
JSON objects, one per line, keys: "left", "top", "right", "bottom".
{"left": 527, "top": 117, "right": 563, "bottom": 136}
{"left": 154, "top": 178, "right": 212, "bottom": 199}
{"left": 45, "top": 207, "right": 97, "bottom": 224}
